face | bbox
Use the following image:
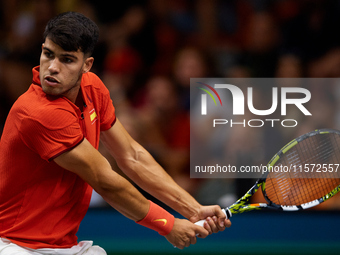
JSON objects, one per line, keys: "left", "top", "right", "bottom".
{"left": 39, "top": 37, "right": 93, "bottom": 103}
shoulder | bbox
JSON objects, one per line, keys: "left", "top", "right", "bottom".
{"left": 14, "top": 87, "right": 78, "bottom": 130}
{"left": 82, "top": 72, "right": 108, "bottom": 93}
{"left": 81, "top": 72, "right": 112, "bottom": 105}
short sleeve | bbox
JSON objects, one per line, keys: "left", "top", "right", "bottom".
{"left": 19, "top": 109, "right": 84, "bottom": 161}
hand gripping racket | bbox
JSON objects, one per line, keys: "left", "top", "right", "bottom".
{"left": 195, "top": 129, "right": 340, "bottom": 227}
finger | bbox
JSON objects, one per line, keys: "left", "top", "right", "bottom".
{"left": 215, "top": 216, "right": 228, "bottom": 232}
{"left": 225, "top": 218, "right": 232, "bottom": 228}
{"left": 190, "top": 235, "right": 197, "bottom": 245}
{"left": 203, "top": 217, "right": 213, "bottom": 235}
{"left": 210, "top": 216, "right": 221, "bottom": 233}
{"left": 176, "top": 242, "right": 184, "bottom": 250}
{"left": 218, "top": 216, "right": 227, "bottom": 228}
{"left": 214, "top": 207, "right": 227, "bottom": 228}
{"left": 214, "top": 206, "right": 227, "bottom": 217}
{"left": 194, "top": 224, "right": 209, "bottom": 238}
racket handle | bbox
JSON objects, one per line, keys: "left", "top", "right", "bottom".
{"left": 194, "top": 208, "right": 231, "bottom": 227}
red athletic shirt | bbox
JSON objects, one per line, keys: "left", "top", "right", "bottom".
{"left": 0, "top": 66, "right": 116, "bottom": 249}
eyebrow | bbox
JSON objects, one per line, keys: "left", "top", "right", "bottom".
{"left": 42, "top": 46, "right": 78, "bottom": 60}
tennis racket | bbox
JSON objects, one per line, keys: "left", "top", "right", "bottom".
{"left": 195, "top": 128, "right": 340, "bottom": 226}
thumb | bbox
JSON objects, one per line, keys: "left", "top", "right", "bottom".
{"left": 214, "top": 208, "right": 227, "bottom": 227}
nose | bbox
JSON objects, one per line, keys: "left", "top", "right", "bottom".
{"left": 48, "top": 58, "right": 60, "bottom": 74}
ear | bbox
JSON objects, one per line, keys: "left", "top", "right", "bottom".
{"left": 82, "top": 57, "right": 94, "bottom": 73}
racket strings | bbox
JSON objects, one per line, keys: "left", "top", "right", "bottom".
{"left": 266, "top": 178, "right": 339, "bottom": 206}
{"left": 265, "top": 132, "right": 340, "bottom": 206}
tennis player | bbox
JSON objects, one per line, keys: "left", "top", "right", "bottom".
{"left": 0, "top": 12, "right": 230, "bottom": 255}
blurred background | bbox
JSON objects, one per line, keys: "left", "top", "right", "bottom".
{"left": 0, "top": 0, "right": 340, "bottom": 254}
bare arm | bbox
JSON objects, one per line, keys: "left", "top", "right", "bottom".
{"left": 100, "top": 119, "right": 201, "bottom": 219}
{"left": 101, "top": 119, "right": 228, "bottom": 227}
{"left": 53, "top": 138, "right": 149, "bottom": 221}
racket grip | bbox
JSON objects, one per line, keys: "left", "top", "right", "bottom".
{"left": 194, "top": 208, "right": 231, "bottom": 227}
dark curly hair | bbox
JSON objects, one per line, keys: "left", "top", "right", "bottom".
{"left": 43, "top": 12, "right": 99, "bottom": 56}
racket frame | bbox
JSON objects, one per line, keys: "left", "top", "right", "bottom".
{"left": 224, "top": 129, "right": 340, "bottom": 217}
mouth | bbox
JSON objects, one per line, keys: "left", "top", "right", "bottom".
{"left": 44, "top": 75, "right": 60, "bottom": 86}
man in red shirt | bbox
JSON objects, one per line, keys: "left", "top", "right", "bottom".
{"left": 0, "top": 12, "right": 230, "bottom": 254}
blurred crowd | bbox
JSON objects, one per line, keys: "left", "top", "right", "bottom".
{"left": 1, "top": 0, "right": 340, "bottom": 209}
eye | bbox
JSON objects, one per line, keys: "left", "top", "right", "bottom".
{"left": 44, "top": 51, "right": 53, "bottom": 58}
{"left": 61, "top": 57, "right": 73, "bottom": 64}
{"left": 65, "top": 58, "right": 73, "bottom": 63}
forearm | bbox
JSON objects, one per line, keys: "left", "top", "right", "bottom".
{"left": 100, "top": 120, "right": 202, "bottom": 219}
{"left": 116, "top": 144, "right": 201, "bottom": 219}
{"left": 94, "top": 168, "right": 149, "bottom": 221}
{"left": 54, "top": 139, "right": 149, "bottom": 222}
